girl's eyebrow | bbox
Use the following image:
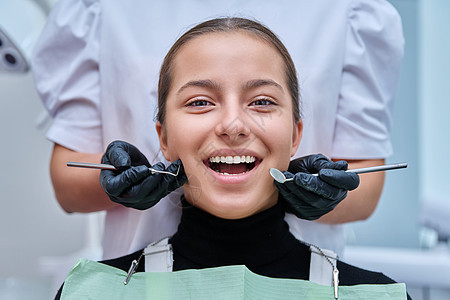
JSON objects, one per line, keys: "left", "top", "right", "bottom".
{"left": 177, "top": 79, "right": 221, "bottom": 95}
{"left": 242, "top": 79, "right": 284, "bottom": 93}
{"left": 176, "top": 78, "right": 283, "bottom": 95}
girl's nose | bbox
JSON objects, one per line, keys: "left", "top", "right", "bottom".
{"left": 215, "top": 104, "right": 251, "bottom": 144}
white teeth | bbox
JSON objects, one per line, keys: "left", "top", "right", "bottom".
{"left": 219, "top": 171, "right": 248, "bottom": 176}
{"left": 209, "top": 155, "right": 256, "bottom": 164}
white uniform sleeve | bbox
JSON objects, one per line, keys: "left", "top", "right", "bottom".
{"left": 31, "top": 0, "right": 103, "bottom": 153}
{"left": 331, "top": 0, "right": 404, "bottom": 159}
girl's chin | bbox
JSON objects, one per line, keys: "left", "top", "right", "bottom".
{"left": 187, "top": 194, "right": 278, "bottom": 219}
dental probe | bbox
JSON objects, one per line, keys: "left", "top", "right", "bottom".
{"left": 270, "top": 162, "right": 407, "bottom": 184}
{"left": 66, "top": 161, "right": 180, "bottom": 177}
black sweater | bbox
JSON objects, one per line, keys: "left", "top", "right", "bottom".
{"left": 104, "top": 201, "right": 398, "bottom": 284}
{"left": 57, "top": 200, "right": 409, "bottom": 298}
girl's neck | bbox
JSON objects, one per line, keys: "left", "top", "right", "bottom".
{"left": 170, "top": 197, "right": 296, "bottom": 268}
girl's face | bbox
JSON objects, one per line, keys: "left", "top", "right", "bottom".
{"left": 157, "top": 31, "right": 302, "bottom": 219}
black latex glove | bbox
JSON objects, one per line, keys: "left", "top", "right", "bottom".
{"left": 99, "top": 140, "right": 187, "bottom": 210}
{"left": 275, "top": 154, "right": 360, "bottom": 220}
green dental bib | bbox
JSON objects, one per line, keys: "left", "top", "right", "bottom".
{"left": 60, "top": 258, "right": 407, "bottom": 299}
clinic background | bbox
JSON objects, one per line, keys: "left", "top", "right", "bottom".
{"left": 0, "top": 0, "right": 449, "bottom": 299}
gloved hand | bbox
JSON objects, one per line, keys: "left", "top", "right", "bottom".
{"left": 99, "top": 140, "right": 187, "bottom": 210}
{"left": 275, "top": 154, "right": 360, "bottom": 220}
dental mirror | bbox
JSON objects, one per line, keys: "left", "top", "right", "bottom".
{"left": 67, "top": 161, "right": 180, "bottom": 177}
{"left": 270, "top": 162, "right": 407, "bottom": 184}
{"left": 269, "top": 168, "right": 293, "bottom": 183}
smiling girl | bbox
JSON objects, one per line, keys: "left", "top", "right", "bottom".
{"left": 57, "top": 17, "right": 407, "bottom": 299}
{"left": 156, "top": 18, "right": 302, "bottom": 220}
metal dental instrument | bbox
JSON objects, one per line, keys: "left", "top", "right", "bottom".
{"left": 66, "top": 161, "right": 180, "bottom": 177}
{"left": 269, "top": 162, "right": 408, "bottom": 184}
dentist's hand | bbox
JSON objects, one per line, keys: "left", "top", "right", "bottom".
{"left": 275, "top": 154, "right": 360, "bottom": 220}
{"left": 99, "top": 140, "right": 187, "bottom": 210}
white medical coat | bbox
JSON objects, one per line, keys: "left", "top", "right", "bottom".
{"left": 31, "top": 0, "right": 404, "bottom": 259}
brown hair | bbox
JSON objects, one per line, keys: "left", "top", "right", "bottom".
{"left": 157, "top": 17, "right": 300, "bottom": 124}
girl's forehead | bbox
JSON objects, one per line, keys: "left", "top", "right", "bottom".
{"left": 181, "top": 30, "right": 272, "bottom": 51}
{"left": 172, "top": 31, "right": 286, "bottom": 77}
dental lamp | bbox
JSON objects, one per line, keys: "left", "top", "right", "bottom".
{"left": 0, "top": 0, "right": 46, "bottom": 73}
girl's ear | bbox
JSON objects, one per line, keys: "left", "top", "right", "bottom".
{"left": 156, "top": 121, "right": 171, "bottom": 161}
{"left": 291, "top": 119, "right": 303, "bottom": 157}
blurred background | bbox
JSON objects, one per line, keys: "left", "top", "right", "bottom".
{"left": 0, "top": 0, "right": 449, "bottom": 299}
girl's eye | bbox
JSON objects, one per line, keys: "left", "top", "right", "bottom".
{"left": 186, "top": 99, "right": 213, "bottom": 107}
{"left": 251, "top": 98, "right": 276, "bottom": 107}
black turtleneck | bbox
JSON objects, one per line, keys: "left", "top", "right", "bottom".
{"left": 170, "top": 199, "right": 310, "bottom": 279}
{"left": 98, "top": 198, "right": 401, "bottom": 286}
{"left": 56, "top": 199, "right": 410, "bottom": 299}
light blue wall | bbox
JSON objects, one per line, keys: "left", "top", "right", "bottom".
{"left": 348, "top": 0, "right": 450, "bottom": 248}
{"left": 347, "top": 0, "right": 421, "bottom": 248}
{"left": 420, "top": 0, "right": 450, "bottom": 202}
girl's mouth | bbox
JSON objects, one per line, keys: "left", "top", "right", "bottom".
{"left": 206, "top": 155, "right": 259, "bottom": 175}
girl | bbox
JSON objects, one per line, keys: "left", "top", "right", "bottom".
{"left": 57, "top": 17, "right": 407, "bottom": 299}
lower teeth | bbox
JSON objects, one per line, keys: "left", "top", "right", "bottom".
{"left": 218, "top": 170, "right": 250, "bottom": 176}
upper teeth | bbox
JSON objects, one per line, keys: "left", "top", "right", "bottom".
{"left": 209, "top": 155, "right": 256, "bottom": 164}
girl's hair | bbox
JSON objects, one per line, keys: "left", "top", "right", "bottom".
{"left": 157, "top": 17, "right": 300, "bottom": 124}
